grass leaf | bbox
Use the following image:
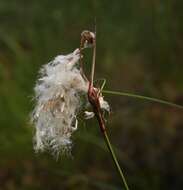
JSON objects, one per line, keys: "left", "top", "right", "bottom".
{"left": 102, "top": 90, "right": 183, "bottom": 110}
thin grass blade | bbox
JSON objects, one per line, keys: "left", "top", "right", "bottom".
{"left": 102, "top": 90, "right": 183, "bottom": 109}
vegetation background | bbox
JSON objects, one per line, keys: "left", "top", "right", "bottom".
{"left": 0, "top": 0, "right": 183, "bottom": 189}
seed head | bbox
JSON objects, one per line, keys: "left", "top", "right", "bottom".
{"left": 31, "top": 49, "right": 88, "bottom": 156}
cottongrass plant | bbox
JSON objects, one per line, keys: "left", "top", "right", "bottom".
{"left": 31, "top": 29, "right": 183, "bottom": 190}
{"left": 31, "top": 31, "right": 110, "bottom": 156}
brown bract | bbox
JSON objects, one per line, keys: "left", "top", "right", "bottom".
{"left": 80, "top": 30, "right": 95, "bottom": 48}
{"left": 88, "top": 82, "right": 106, "bottom": 132}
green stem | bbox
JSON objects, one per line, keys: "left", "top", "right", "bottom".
{"left": 103, "top": 130, "right": 130, "bottom": 190}
{"left": 102, "top": 90, "right": 183, "bottom": 109}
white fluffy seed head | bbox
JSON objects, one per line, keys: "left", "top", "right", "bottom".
{"left": 31, "top": 49, "right": 88, "bottom": 156}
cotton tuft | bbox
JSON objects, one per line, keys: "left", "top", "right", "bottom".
{"left": 32, "top": 49, "right": 88, "bottom": 156}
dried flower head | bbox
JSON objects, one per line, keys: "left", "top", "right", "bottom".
{"left": 81, "top": 30, "right": 95, "bottom": 48}
{"left": 31, "top": 49, "right": 89, "bottom": 156}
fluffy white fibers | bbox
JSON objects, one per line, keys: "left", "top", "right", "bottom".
{"left": 32, "top": 49, "right": 88, "bottom": 156}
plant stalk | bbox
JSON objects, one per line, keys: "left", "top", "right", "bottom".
{"left": 103, "top": 130, "right": 130, "bottom": 190}
{"left": 90, "top": 33, "right": 96, "bottom": 86}
{"left": 88, "top": 84, "right": 130, "bottom": 190}
{"left": 85, "top": 28, "right": 130, "bottom": 189}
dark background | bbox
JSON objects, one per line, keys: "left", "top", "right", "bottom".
{"left": 0, "top": 1, "right": 183, "bottom": 189}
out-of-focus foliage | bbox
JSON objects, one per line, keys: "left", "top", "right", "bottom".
{"left": 0, "top": 0, "right": 183, "bottom": 189}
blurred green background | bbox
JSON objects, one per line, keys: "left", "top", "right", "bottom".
{"left": 0, "top": 0, "right": 183, "bottom": 189}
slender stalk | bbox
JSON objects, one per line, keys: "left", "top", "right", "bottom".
{"left": 90, "top": 34, "right": 96, "bottom": 86}
{"left": 88, "top": 84, "right": 130, "bottom": 189}
{"left": 103, "top": 130, "right": 130, "bottom": 190}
